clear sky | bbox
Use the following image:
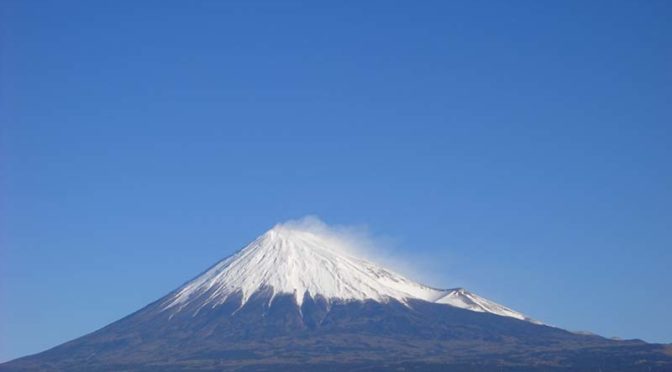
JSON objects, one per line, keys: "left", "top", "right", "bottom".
{"left": 1, "top": 0, "right": 671, "bottom": 363}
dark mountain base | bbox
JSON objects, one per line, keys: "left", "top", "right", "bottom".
{"left": 3, "top": 293, "right": 671, "bottom": 371}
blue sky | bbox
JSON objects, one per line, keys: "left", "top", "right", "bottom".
{"left": 1, "top": 0, "right": 671, "bottom": 362}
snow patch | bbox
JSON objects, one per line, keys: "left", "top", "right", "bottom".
{"left": 162, "top": 223, "right": 535, "bottom": 323}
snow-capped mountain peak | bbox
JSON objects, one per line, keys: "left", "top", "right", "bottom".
{"left": 436, "top": 288, "right": 538, "bottom": 323}
{"left": 162, "top": 225, "right": 533, "bottom": 322}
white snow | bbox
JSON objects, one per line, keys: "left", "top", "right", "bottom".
{"left": 435, "top": 288, "right": 538, "bottom": 323}
{"left": 162, "top": 225, "right": 535, "bottom": 322}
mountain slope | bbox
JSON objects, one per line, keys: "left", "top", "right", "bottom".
{"left": 162, "top": 225, "right": 531, "bottom": 321}
{"left": 2, "top": 225, "right": 671, "bottom": 371}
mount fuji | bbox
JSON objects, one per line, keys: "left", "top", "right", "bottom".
{"left": 2, "top": 224, "right": 671, "bottom": 371}
{"left": 163, "top": 226, "right": 533, "bottom": 322}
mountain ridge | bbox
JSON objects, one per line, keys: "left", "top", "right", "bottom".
{"left": 161, "top": 225, "right": 534, "bottom": 322}
{"left": 2, "top": 224, "right": 671, "bottom": 371}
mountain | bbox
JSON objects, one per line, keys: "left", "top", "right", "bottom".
{"left": 162, "top": 226, "right": 533, "bottom": 322}
{"left": 2, "top": 225, "right": 671, "bottom": 371}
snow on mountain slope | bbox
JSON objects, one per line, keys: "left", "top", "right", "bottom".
{"left": 162, "top": 224, "right": 534, "bottom": 322}
{"left": 436, "top": 288, "right": 538, "bottom": 323}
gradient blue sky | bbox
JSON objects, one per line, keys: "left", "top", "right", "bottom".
{"left": 1, "top": 0, "right": 671, "bottom": 362}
